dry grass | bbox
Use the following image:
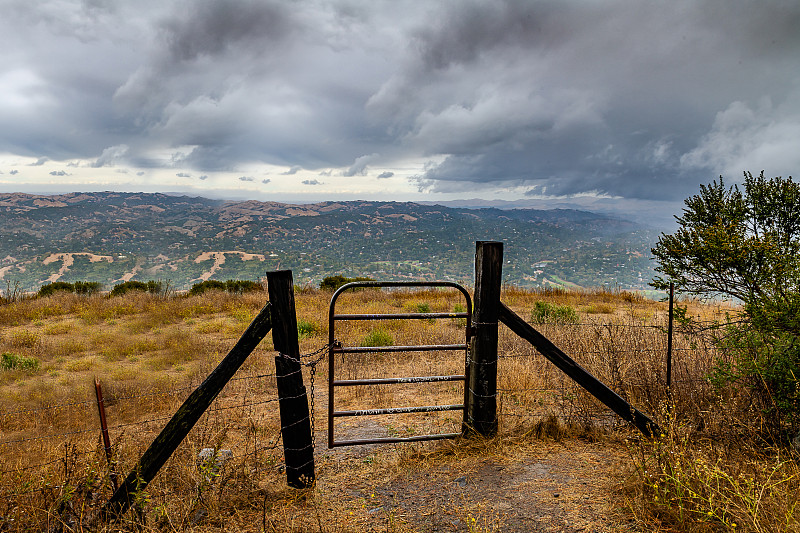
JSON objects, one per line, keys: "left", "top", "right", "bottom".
{"left": 0, "top": 286, "right": 794, "bottom": 532}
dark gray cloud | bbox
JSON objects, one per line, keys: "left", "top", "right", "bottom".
{"left": 343, "top": 153, "right": 379, "bottom": 177}
{"left": 302, "top": 179, "right": 321, "bottom": 185}
{"left": 384, "top": 1, "right": 800, "bottom": 201}
{"left": 176, "top": 172, "right": 191, "bottom": 178}
{"left": 261, "top": 178, "right": 271, "bottom": 184}
{"left": 49, "top": 170, "right": 68, "bottom": 176}
{"left": 377, "top": 171, "right": 394, "bottom": 179}
{"left": 10, "top": 170, "right": 19, "bottom": 175}
{"left": 281, "top": 166, "right": 301, "bottom": 175}
{"left": 1, "top": 0, "right": 799, "bottom": 209}
{"left": 91, "top": 145, "right": 129, "bottom": 168}
{"left": 238, "top": 176, "right": 254, "bottom": 182}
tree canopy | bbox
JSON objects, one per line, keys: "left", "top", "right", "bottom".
{"left": 653, "top": 171, "right": 800, "bottom": 434}
{"left": 652, "top": 171, "right": 800, "bottom": 305}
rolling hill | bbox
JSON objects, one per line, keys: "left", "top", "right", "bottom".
{"left": 0, "top": 192, "right": 658, "bottom": 292}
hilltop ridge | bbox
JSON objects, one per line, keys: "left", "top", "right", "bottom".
{"left": 0, "top": 192, "right": 656, "bottom": 292}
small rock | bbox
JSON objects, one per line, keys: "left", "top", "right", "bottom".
{"left": 368, "top": 506, "right": 383, "bottom": 514}
{"left": 191, "top": 508, "right": 208, "bottom": 525}
{"left": 197, "top": 448, "right": 215, "bottom": 462}
{"left": 553, "top": 492, "right": 560, "bottom": 498}
{"left": 454, "top": 476, "right": 467, "bottom": 487}
{"left": 197, "top": 448, "right": 233, "bottom": 482}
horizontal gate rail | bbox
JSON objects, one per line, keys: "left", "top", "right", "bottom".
{"left": 334, "top": 344, "right": 467, "bottom": 354}
{"left": 332, "top": 375, "right": 465, "bottom": 386}
{"left": 328, "top": 281, "right": 472, "bottom": 448}
{"left": 333, "top": 433, "right": 461, "bottom": 447}
{"left": 334, "top": 312, "right": 469, "bottom": 321}
{"left": 332, "top": 404, "right": 464, "bottom": 417}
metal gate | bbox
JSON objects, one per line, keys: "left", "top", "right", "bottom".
{"left": 327, "top": 281, "right": 472, "bottom": 447}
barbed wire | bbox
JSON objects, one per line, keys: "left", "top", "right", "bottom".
{"left": 0, "top": 314, "right": 722, "bottom": 489}
{"left": 1, "top": 399, "right": 95, "bottom": 418}
{"left": 0, "top": 380, "right": 287, "bottom": 449}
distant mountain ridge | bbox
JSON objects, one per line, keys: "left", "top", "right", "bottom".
{"left": 0, "top": 191, "right": 657, "bottom": 292}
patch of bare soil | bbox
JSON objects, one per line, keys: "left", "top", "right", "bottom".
{"left": 313, "top": 434, "right": 634, "bottom": 532}
{"left": 41, "top": 252, "right": 113, "bottom": 282}
{"left": 193, "top": 251, "right": 266, "bottom": 281}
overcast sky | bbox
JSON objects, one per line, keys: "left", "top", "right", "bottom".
{"left": 1, "top": 0, "right": 799, "bottom": 224}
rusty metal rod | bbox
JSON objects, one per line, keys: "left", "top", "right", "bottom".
{"left": 667, "top": 282, "right": 674, "bottom": 392}
{"left": 94, "top": 378, "right": 118, "bottom": 492}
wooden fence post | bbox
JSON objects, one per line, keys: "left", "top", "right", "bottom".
{"left": 266, "top": 270, "right": 315, "bottom": 488}
{"left": 101, "top": 302, "right": 273, "bottom": 521}
{"left": 465, "top": 241, "right": 503, "bottom": 436}
{"left": 497, "top": 303, "right": 661, "bottom": 437}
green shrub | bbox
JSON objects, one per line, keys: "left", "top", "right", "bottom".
{"left": 320, "top": 275, "right": 375, "bottom": 291}
{"left": 188, "top": 280, "right": 225, "bottom": 295}
{"left": 530, "top": 301, "right": 578, "bottom": 324}
{"left": 360, "top": 329, "right": 394, "bottom": 347}
{"left": 73, "top": 281, "right": 102, "bottom": 295}
{"left": 37, "top": 281, "right": 75, "bottom": 297}
{"left": 189, "top": 279, "right": 262, "bottom": 295}
{"left": 1, "top": 352, "right": 40, "bottom": 371}
{"left": 110, "top": 280, "right": 163, "bottom": 297}
{"left": 452, "top": 303, "right": 468, "bottom": 326}
{"left": 297, "top": 319, "right": 318, "bottom": 339}
{"left": 415, "top": 302, "right": 432, "bottom": 313}
{"left": 224, "top": 279, "right": 262, "bottom": 294}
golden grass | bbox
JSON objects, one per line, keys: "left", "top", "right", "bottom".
{"left": 0, "top": 286, "right": 790, "bottom": 532}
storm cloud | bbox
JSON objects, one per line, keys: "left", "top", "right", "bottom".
{"left": 1, "top": 0, "right": 799, "bottom": 207}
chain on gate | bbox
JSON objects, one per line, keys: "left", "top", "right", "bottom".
{"left": 278, "top": 340, "right": 339, "bottom": 452}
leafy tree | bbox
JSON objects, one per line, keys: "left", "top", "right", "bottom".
{"left": 652, "top": 171, "right": 800, "bottom": 303}
{"left": 652, "top": 171, "right": 800, "bottom": 434}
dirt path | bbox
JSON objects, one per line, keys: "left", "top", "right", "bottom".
{"left": 312, "top": 435, "right": 634, "bottom": 532}
{"left": 118, "top": 257, "right": 144, "bottom": 282}
{"left": 193, "top": 251, "right": 266, "bottom": 281}
{"left": 303, "top": 381, "right": 634, "bottom": 532}
{"left": 42, "top": 252, "right": 112, "bottom": 283}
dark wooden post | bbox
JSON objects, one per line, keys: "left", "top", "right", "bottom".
{"left": 465, "top": 241, "right": 503, "bottom": 436}
{"left": 266, "top": 270, "right": 315, "bottom": 488}
{"left": 498, "top": 303, "right": 660, "bottom": 437}
{"left": 101, "top": 302, "right": 272, "bottom": 520}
